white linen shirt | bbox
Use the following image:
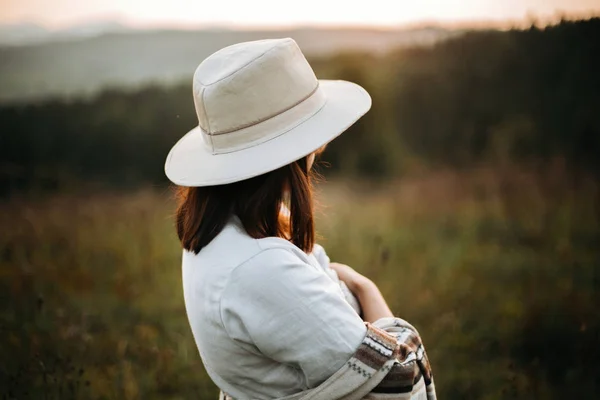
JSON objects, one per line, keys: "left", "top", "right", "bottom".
{"left": 182, "top": 216, "right": 367, "bottom": 399}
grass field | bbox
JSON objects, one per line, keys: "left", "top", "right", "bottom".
{"left": 1, "top": 165, "right": 598, "bottom": 399}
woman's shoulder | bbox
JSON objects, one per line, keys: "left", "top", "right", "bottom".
{"left": 232, "top": 242, "right": 316, "bottom": 283}
{"left": 216, "top": 227, "right": 329, "bottom": 298}
{"left": 255, "top": 236, "right": 312, "bottom": 260}
{"left": 189, "top": 216, "right": 314, "bottom": 273}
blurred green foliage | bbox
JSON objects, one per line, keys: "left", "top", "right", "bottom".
{"left": 1, "top": 19, "right": 599, "bottom": 194}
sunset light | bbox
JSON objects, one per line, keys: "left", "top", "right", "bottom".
{"left": 2, "top": 0, "right": 600, "bottom": 28}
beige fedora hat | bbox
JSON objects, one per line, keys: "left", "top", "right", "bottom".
{"left": 164, "top": 37, "right": 371, "bottom": 186}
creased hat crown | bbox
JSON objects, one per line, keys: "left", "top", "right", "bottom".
{"left": 192, "top": 38, "right": 325, "bottom": 154}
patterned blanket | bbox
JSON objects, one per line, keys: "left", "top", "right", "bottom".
{"left": 220, "top": 317, "right": 436, "bottom": 400}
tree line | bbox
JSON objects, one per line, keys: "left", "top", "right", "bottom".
{"left": 1, "top": 18, "right": 599, "bottom": 195}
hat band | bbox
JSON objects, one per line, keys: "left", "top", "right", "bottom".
{"left": 200, "top": 85, "right": 327, "bottom": 154}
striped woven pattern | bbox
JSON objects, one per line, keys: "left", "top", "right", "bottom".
{"left": 220, "top": 317, "right": 436, "bottom": 400}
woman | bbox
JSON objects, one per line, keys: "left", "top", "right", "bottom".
{"left": 165, "top": 38, "right": 435, "bottom": 400}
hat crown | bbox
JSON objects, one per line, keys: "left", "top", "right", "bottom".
{"left": 165, "top": 38, "right": 371, "bottom": 186}
{"left": 192, "top": 38, "right": 319, "bottom": 143}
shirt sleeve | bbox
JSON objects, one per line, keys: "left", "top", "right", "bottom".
{"left": 311, "top": 243, "right": 330, "bottom": 269}
{"left": 311, "top": 243, "right": 362, "bottom": 316}
{"left": 220, "top": 247, "right": 367, "bottom": 388}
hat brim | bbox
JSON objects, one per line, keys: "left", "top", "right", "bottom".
{"left": 164, "top": 79, "right": 371, "bottom": 186}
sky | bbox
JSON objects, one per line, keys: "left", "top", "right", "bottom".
{"left": 1, "top": 0, "right": 599, "bottom": 29}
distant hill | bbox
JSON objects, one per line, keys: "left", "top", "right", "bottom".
{"left": 0, "top": 21, "right": 131, "bottom": 46}
{"left": 0, "top": 27, "right": 454, "bottom": 103}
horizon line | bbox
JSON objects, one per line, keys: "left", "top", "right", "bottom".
{"left": 3, "top": 11, "right": 599, "bottom": 32}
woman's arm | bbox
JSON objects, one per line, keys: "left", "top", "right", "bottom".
{"left": 221, "top": 249, "right": 368, "bottom": 388}
{"left": 329, "top": 263, "right": 393, "bottom": 323}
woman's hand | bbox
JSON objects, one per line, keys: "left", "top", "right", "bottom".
{"left": 330, "top": 262, "right": 394, "bottom": 322}
{"left": 329, "top": 262, "right": 371, "bottom": 294}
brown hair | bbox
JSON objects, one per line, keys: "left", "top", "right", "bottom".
{"left": 175, "top": 156, "right": 317, "bottom": 254}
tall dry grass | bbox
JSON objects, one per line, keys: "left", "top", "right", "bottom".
{"left": 1, "top": 165, "right": 598, "bottom": 399}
